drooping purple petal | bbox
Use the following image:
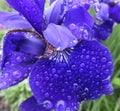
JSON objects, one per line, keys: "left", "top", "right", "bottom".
{"left": 29, "top": 40, "right": 113, "bottom": 111}
{"left": 45, "top": 0, "right": 64, "bottom": 24}
{"left": 93, "top": 20, "right": 114, "bottom": 40}
{"left": 43, "top": 23, "right": 78, "bottom": 50}
{"left": 19, "top": 96, "right": 50, "bottom": 111}
{"left": 6, "top": 0, "right": 46, "bottom": 33}
{"left": 0, "top": 30, "right": 46, "bottom": 90}
{"left": 0, "top": 11, "right": 32, "bottom": 29}
{"left": 109, "top": 4, "right": 120, "bottom": 23}
{"left": 64, "top": 6, "right": 94, "bottom": 40}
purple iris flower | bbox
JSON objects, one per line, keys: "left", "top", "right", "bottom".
{"left": 0, "top": 0, "right": 114, "bottom": 111}
{"left": 97, "top": 0, "right": 120, "bottom": 23}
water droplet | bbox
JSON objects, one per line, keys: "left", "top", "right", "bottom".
{"left": 16, "top": 56, "right": 22, "bottom": 62}
{"left": 3, "top": 82, "right": 7, "bottom": 85}
{"left": 54, "top": 74, "right": 58, "bottom": 79}
{"left": 23, "top": 57, "right": 27, "bottom": 61}
{"left": 45, "top": 93, "right": 49, "bottom": 98}
{"left": 82, "top": 48, "right": 86, "bottom": 53}
{"left": 104, "top": 69, "right": 109, "bottom": 74}
{"left": 96, "top": 75, "right": 100, "bottom": 78}
{"left": 4, "top": 73, "right": 9, "bottom": 78}
{"left": 91, "top": 57, "right": 96, "bottom": 62}
{"left": 49, "top": 83, "right": 53, "bottom": 87}
{"left": 80, "top": 55, "right": 84, "bottom": 59}
{"left": 5, "top": 62, "right": 10, "bottom": 66}
{"left": 11, "top": 63, "right": 15, "bottom": 67}
{"left": 66, "top": 70, "right": 72, "bottom": 75}
{"left": 56, "top": 100, "right": 66, "bottom": 111}
{"left": 79, "top": 68, "right": 83, "bottom": 73}
{"left": 84, "top": 87, "right": 89, "bottom": 93}
{"left": 35, "top": 81, "right": 40, "bottom": 86}
{"left": 80, "top": 63, "right": 85, "bottom": 67}
{"left": 13, "top": 70, "right": 22, "bottom": 78}
{"left": 43, "top": 100, "right": 53, "bottom": 109}
{"left": 73, "top": 83, "right": 78, "bottom": 90}
{"left": 45, "top": 76, "right": 49, "bottom": 80}
{"left": 85, "top": 55, "right": 90, "bottom": 59}
{"left": 69, "top": 24, "right": 76, "bottom": 30}
{"left": 101, "top": 57, "right": 107, "bottom": 63}
{"left": 107, "top": 61, "right": 112, "bottom": 66}
{"left": 52, "top": 68, "right": 56, "bottom": 73}
{"left": 61, "top": 89, "right": 65, "bottom": 92}
{"left": 67, "top": 96, "right": 72, "bottom": 100}
{"left": 66, "top": 107, "right": 71, "bottom": 111}
{"left": 71, "top": 64, "right": 76, "bottom": 70}
{"left": 28, "top": 66, "right": 32, "bottom": 70}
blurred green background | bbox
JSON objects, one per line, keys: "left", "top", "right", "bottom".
{"left": 0, "top": 0, "right": 120, "bottom": 111}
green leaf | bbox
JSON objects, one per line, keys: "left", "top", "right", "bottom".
{"left": 112, "top": 78, "right": 120, "bottom": 86}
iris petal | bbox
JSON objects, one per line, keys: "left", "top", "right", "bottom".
{"left": 97, "top": 3, "right": 109, "bottom": 20}
{"left": 0, "top": 11, "right": 32, "bottom": 29}
{"left": 29, "top": 40, "right": 113, "bottom": 111}
{"left": 6, "top": 0, "right": 46, "bottom": 32}
{"left": 19, "top": 96, "right": 50, "bottom": 111}
{"left": 93, "top": 20, "right": 114, "bottom": 40}
{"left": 64, "top": 6, "right": 94, "bottom": 40}
{"left": 33, "top": 0, "right": 46, "bottom": 14}
{"left": 0, "top": 30, "right": 46, "bottom": 90}
{"left": 109, "top": 4, "right": 120, "bottom": 23}
{"left": 64, "top": 6, "right": 94, "bottom": 28}
{"left": 43, "top": 23, "right": 78, "bottom": 50}
{"left": 45, "top": 0, "right": 63, "bottom": 24}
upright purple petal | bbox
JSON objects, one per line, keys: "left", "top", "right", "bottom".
{"left": 43, "top": 23, "right": 78, "bottom": 50}
{"left": 30, "top": 40, "right": 113, "bottom": 111}
{"left": 64, "top": 6, "right": 94, "bottom": 27}
{"left": 0, "top": 30, "right": 46, "bottom": 90}
{"left": 45, "top": 0, "right": 64, "bottom": 24}
{"left": 6, "top": 0, "right": 46, "bottom": 32}
{"left": 19, "top": 96, "right": 50, "bottom": 111}
{"left": 64, "top": 6, "right": 94, "bottom": 40}
{"left": 97, "top": 3, "right": 109, "bottom": 20}
{"left": 0, "top": 11, "right": 32, "bottom": 29}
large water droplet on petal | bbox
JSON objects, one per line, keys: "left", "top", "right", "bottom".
{"left": 43, "top": 100, "right": 53, "bottom": 109}
{"left": 56, "top": 100, "right": 66, "bottom": 111}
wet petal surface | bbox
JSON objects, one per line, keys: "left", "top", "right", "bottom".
{"left": 0, "top": 30, "right": 46, "bottom": 90}
{"left": 6, "top": 0, "right": 46, "bottom": 32}
{"left": 64, "top": 6, "right": 94, "bottom": 40}
{"left": 19, "top": 96, "right": 50, "bottom": 111}
{"left": 30, "top": 40, "right": 113, "bottom": 111}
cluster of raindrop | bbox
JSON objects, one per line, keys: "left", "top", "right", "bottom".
{"left": 68, "top": 23, "right": 93, "bottom": 40}
{"left": 63, "top": 0, "right": 100, "bottom": 9}
{"left": 42, "top": 99, "right": 79, "bottom": 111}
